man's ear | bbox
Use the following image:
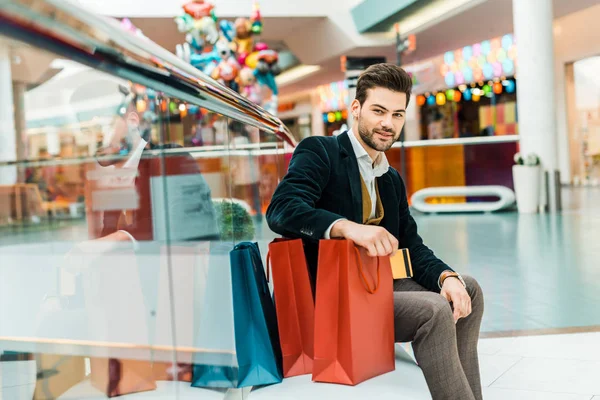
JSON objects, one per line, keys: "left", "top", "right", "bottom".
{"left": 351, "top": 99, "right": 361, "bottom": 119}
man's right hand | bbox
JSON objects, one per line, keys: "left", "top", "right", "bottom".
{"left": 330, "top": 220, "right": 398, "bottom": 257}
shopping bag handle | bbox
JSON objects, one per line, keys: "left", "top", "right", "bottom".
{"left": 354, "top": 247, "right": 380, "bottom": 294}
{"left": 266, "top": 251, "right": 271, "bottom": 283}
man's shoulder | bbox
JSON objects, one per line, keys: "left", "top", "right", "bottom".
{"left": 298, "top": 134, "right": 339, "bottom": 148}
{"left": 295, "top": 135, "right": 341, "bottom": 157}
{"left": 385, "top": 165, "right": 401, "bottom": 180}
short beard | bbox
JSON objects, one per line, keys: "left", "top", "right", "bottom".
{"left": 357, "top": 114, "right": 397, "bottom": 153}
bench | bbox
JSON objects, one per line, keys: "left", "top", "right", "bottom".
{"left": 410, "top": 185, "right": 515, "bottom": 213}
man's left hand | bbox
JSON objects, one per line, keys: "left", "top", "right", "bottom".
{"left": 440, "top": 278, "right": 471, "bottom": 323}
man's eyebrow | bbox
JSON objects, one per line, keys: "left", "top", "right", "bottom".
{"left": 371, "top": 104, "right": 388, "bottom": 111}
{"left": 370, "top": 104, "right": 405, "bottom": 113}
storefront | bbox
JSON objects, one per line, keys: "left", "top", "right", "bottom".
{"left": 405, "top": 34, "right": 519, "bottom": 141}
{"left": 565, "top": 56, "right": 600, "bottom": 186}
{"left": 387, "top": 35, "right": 521, "bottom": 200}
{"left": 555, "top": 3, "right": 600, "bottom": 186}
{"left": 277, "top": 100, "right": 313, "bottom": 142}
{"left": 317, "top": 80, "right": 350, "bottom": 136}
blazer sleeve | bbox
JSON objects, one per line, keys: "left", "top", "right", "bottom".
{"left": 266, "top": 137, "right": 346, "bottom": 241}
{"left": 393, "top": 170, "right": 454, "bottom": 292}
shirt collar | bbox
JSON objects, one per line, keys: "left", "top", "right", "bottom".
{"left": 348, "top": 128, "right": 390, "bottom": 177}
{"left": 123, "top": 138, "right": 147, "bottom": 169}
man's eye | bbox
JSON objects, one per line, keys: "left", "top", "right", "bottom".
{"left": 373, "top": 110, "right": 383, "bottom": 115}
{"left": 394, "top": 113, "right": 404, "bottom": 118}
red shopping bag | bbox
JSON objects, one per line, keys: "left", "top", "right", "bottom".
{"left": 267, "top": 238, "right": 315, "bottom": 377}
{"left": 312, "top": 239, "right": 395, "bottom": 386}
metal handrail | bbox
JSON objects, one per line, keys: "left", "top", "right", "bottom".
{"left": 392, "top": 134, "right": 520, "bottom": 148}
{"left": 0, "top": 0, "right": 296, "bottom": 146}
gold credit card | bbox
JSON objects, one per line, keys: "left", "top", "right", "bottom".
{"left": 390, "top": 248, "right": 413, "bottom": 279}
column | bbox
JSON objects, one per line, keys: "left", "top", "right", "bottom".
{"left": 0, "top": 43, "right": 17, "bottom": 185}
{"left": 13, "top": 81, "right": 28, "bottom": 182}
{"left": 512, "top": 0, "right": 561, "bottom": 212}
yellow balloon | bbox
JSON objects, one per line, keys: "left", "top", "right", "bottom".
{"left": 245, "top": 52, "right": 259, "bottom": 69}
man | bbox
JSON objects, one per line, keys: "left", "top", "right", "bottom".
{"left": 266, "top": 63, "right": 484, "bottom": 400}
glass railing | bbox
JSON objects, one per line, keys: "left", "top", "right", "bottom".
{"left": 0, "top": 1, "right": 293, "bottom": 399}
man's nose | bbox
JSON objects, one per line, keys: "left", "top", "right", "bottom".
{"left": 380, "top": 115, "right": 393, "bottom": 129}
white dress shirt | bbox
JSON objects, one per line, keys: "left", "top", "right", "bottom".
{"left": 96, "top": 138, "right": 147, "bottom": 248}
{"left": 324, "top": 129, "right": 390, "bottom": 238}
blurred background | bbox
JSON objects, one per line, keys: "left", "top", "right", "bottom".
{"left": 1, "top": 0, "right": 600, "bottom": 399}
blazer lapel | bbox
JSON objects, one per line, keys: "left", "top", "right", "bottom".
{"left": 338, "top": 132, "right": 362, "bottom": 224}
{"left": 377, "top": 172, "right": 399, "bottom": 235}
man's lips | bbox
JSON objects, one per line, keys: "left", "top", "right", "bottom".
{"left": 374, "top": 130, "right": 394, "bottom": 138}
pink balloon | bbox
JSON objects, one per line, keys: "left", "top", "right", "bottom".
{"left": 455, "top": 72, "right": 464, "bottom": 85}
{"left": 493, "top": 62, "right": 502, "bottom": 77}
{"left": 254, "top": 42, "right": 269, "bottom": 51}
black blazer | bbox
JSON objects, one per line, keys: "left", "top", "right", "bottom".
{"left": 266, "top": 132, "right": 453, "bottom": 293}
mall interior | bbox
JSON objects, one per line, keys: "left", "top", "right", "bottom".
{"left": 1, "top": 0, "right": 600, "bottom": 398}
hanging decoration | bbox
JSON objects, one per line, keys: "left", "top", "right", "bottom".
{"left": 440, "top": 34, "right": 517, "bottom": 87}
{"left": 453, "top": 90, "right": 462, "bottom": 102}
{"left": 493, "top": 82, "right": 503, "bottom": 94}
{"left": 417, "top": 78, "right": 515, "bottom": 107}
{"left": 317, "top": 80, "right": 349, "bottom": 113}
{"left": 504, "top": 79, "right": 516, "bottom": 94}
{"left": 174, "top": 0, "right": 281, "bottom": 115}
{"left": 436, "top": 92, "right": 446, "bottom": 106}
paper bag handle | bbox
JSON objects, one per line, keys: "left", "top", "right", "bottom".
{"left": 266, "top": 251, "right": 271, "bottom": 282}
{"left": 354, "top": 247, "right": 380, "bottom": 294}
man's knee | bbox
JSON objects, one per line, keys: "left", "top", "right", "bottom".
{"left": 422, "top": 293, "right": 455, "bottom": 327}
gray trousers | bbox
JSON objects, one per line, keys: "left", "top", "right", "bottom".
{"left": 394, "top": 276, "right": 484, "bottom": 400}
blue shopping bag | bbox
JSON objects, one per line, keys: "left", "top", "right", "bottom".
{"left": 192, "top": 242, "right": 283, "bottom": 388}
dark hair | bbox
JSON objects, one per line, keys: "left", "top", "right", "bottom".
{"left": 355, "top": 63, "right": 412, "bottom": 107}
{"left": 228, "top": 120, "right": 245, "bottom": 135}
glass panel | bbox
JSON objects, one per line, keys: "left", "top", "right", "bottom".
{"left": 225, "top": 119, "right": 291, "bottom": 253}
{"left": 0, "top": 39, "right": 177, "bottom": 399}
{"left": 1, "top": 36, "right": 290, "bottom": 400}
{"left": 156, "top": 101, "right": 237, "bottom": 398}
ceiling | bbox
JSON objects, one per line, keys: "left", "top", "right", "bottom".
{"left": 130, "top": 16, "right": 323, "bottom": 54}
{"left": 131, "top": 0, "right": 600, "bottom": 98}
{"left": 279, "top": 0, "right": 600, "bottom": 96}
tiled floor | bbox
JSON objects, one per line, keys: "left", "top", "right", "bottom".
{"left": 3, "top": 333, "right": 600, "bottom": 399}
{"left": 411, "top": 187, "right": 600, "bottom": 334}
{"left": 478, "top": 332, "right": 600, "bottom": 399}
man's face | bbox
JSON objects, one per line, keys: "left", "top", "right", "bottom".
{"left": 351, "top": 87, "right": 407, "bottom": 153}
{"left": 95, "top": 112, "right": 139, "bottom": 166}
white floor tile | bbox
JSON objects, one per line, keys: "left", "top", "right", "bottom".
{"left": 491, "top": 357, "right": 600, "bottom": 395}
{"left": 250, "top": 349, "right": 430, "bottom": 400}
{"left": 478, "top": 337, "right": 517, "bottom": 355}
{"left": 483, "top": 387, "right": 593, "bottom": 400}
{"left": 478, "top": 354, "right": 521, "bottom": 387}
{"left": 1, "top": 384, "right": 36, "bottom": 400}
{"left": 249, "top": 373, "right": 431, "bottom": 400}
{"left": 0, "top": 361, "right": 36, "bottom": 388}
{"left": 496, "top": 332, "right": 600, "bottom": 361}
